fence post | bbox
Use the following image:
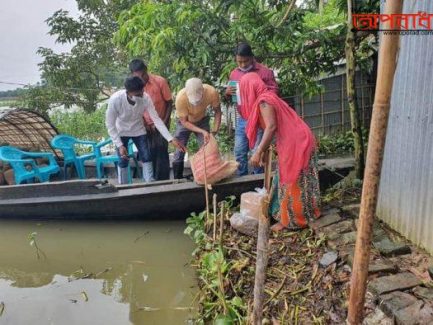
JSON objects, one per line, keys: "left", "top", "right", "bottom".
{"left": 341, "top": 74, "right": 345, "bottom": 131}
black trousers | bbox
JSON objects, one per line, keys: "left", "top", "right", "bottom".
{"left": 147, "top": 130, "right": 170, "bottom": 180}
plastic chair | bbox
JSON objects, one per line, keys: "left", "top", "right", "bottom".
{"left": 51, "top": 135, "right": 97, "bottom": 180}
{"left": 0, "top": 146, "right": 60, "bottom": 184}
{"left": 94, "top": 139, "right": 138, "bottom": 184}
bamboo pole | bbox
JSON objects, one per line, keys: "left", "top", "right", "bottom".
{"left": 341, "top": 75, "right": 345, "bottom": 130}
{"left": 320, "top": 92, "right": 325, "bottom": 134}
{"left": 219, "top": 202, "right": 224, "bottom": 247}
{"left": 213, "top": 193, "right": 217, "bottom": 241}
{"left": 203, "top": 143, "right": 210, "bottom": 223}
{"left": 347, "top": 1, "right": 403, "bottom": 323}
{"left": 252, "top": 148, "right": 273, "bottom": 324}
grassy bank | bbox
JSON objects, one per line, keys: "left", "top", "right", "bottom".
{"left": 184, "top": 191, "right": 360, "bottom": 324}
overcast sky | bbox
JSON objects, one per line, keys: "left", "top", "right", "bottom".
{"left": 0, "top": 0, "right": 78, "bottom": 91}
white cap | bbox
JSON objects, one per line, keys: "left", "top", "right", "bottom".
{"left": 185, "top": 78, "right": 204, "bottom": 104}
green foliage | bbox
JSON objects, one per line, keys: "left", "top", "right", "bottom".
{"left": 0, "top": 87, "right": 28, "bottom": 98}
{"left": 18, "top": 0, "right": 380, "bottom": 114}
{"left": 215, "top": 124, "right": 235, "bottom": 155}
{"left": 318, "top": 128, "right": 368, "bottom": 156}
{"left": 303, "top": 0, "right": 345, "bottom": 30}
{"left": 50, "top": 107, "right": 108, "bottom": 141}
{"left": 186, "top": 135, "right": 200, "bottom": 155}
{"left": 18, "top": 84, "right": 60, "bottom": 115}
{"left": 116, "top": 0, "right": 350, "bottom": 97}
{"left": 184, "top": 210, "right": 208, "bottom": 248}
{"left": 334, "top": 0, "right": 380, "bottom": 14}
{"left": 0, "top": 99, "right": 19, "bottom": 107}
{"left": 180, "top": 123, "right": 234, "bottom": 155}
{"left": 322, "top": 170, "right": 362, "bottom": 204}
{"left": 184, "top": 195, "right": 235, "bottom": 249}
{"left": 19, "top": 0, "right": 139, "bottom": 114}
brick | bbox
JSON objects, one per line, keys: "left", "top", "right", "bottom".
{"left": 368, "top": 272, "right": 422, "bottom": 296}
{"left": 354, "top": 218, "right": 387, "bottom": 241}
{"left": 321, "top": 207, "right": 340, "bottom": 215}
{"left": 321, "top": 220, "right": 354, "bottom": 240}
{"left": 310, "top": 212, "right": 341, "bottom": 231}
{"left": 345, "top": 253, "right": 396, "bottom": 274}
{"left": 380, "top": 291, "right": 418, "bottom": 317}
{"left": 363, "top": 307, "right": 393, "bottom": 325}
{"left": 341, "top": 231, "right": 357, "bottom": 244}
{"left": 327, "top": 231, "right": 357, "bottom": 250}
{"left": 374, "top": 239, "right": 411, "bottom": 257}
{"left": 341, "top": 203, "right": 360, "bottom": 217}
{"left": 319, "top": 251, "right": 338, "bottom": 267}
{"left": 413, "top": 286, "right": 433, "bottom": 300}
{"left": 394, "top": 300, "right": 433, "bottom": 325}
{"left": 369, "top": 260, "right": 398, "bottom": 274}
{"left": 372, "top": 228, "right": 388, "bottom": 242}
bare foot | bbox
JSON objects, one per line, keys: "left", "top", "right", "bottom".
{"left": 270, "top": 222, "right": 285, "bottom": 232}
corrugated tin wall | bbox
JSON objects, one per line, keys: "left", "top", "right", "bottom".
{"left": 377, "top": 1, "right": 433, "bottom": 253}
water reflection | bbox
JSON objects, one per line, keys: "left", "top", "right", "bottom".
{"left": 0, "top": 220, "right": 197, "bottom": 324}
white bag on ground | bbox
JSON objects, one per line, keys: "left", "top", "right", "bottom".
{"left": 230, "top": 188, "right": 267, "bottom": 236}
{"left": 230, "top": 212, "right": 259, "bottom": 237}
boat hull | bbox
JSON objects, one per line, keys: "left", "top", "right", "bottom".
{"left": 0, "top": 176, "right": 263, "bottom": 219}
{"left": 0, "top": 157, "right": 354, "bottom": 219}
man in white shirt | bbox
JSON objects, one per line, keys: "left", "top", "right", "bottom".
{"left": 106, "top": 76, "right": 185, "bottom": 184}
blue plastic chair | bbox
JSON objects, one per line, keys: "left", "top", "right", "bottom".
{"left": 94, "top": 139, "right": 138, "bottom": 184}
{"left": 0, "top": 146, "right": 60, "bottom": 184}
{"left": 51, "top": 135, "right": 97, "bottom": 180}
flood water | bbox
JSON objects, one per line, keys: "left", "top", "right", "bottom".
{"left": 0, "top": 220, "right": 197, "bottom": 325}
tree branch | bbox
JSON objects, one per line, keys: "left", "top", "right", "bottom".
{"left": 275, "top": 0, "right": 297, "bottom": 28}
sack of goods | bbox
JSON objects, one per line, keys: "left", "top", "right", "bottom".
{"left": 190, "top": 135, "right": 238, "bottom": 185}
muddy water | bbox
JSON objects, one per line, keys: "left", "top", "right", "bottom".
{"left": 0, "top": 220, "right": 197, "bottom": 325}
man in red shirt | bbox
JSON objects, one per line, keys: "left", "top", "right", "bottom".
{"left": 225, "top": 42, "right": 279, "bottom": 176}
{"left": 130, "top": 59, "right": 173, "bottom": 180}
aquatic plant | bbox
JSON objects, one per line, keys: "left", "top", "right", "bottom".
{"left": 28, "top": 232, "right": 47, "bottom": 260}
{"left": 185, "top": 196, "right": 246, "bottom": 324}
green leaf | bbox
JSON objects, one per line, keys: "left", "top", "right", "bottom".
{"left": 214, "top": 315, "right": 234, "bottom": 325}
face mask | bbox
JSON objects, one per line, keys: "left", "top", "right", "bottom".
{"left": 131, "top": 96, "right": 144, "bottom": 105}
{"left": 239, "top": 65, "right": 253, "bottom": 72}
{"left": 189, "top": 98, "right": 201, "bottom": 106}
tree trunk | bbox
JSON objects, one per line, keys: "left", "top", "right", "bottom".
{"left": 319, "top": 0, "right": 324, "bottom": 15}
{"left": 345, "top": 0, "right": 365, "bottom": 179}
{"left": 347, "top": 0, "right": 403, "bottom": 323}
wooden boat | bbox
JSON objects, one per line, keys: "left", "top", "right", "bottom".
{"left": 0, "top": 157, "right": 353, "bottom": 219}
{"left": 0, "top": 175, "right": 263, "bottom": 219}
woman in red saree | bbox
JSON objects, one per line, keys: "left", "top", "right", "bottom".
{"left": 239, "top": 73, "right": 321, "bottom": 231}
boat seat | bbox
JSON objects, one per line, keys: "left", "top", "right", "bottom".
{"left": 51, "top": 134, "right": 97, "bottom": 180}
{"left": 0, "top": 146, "right": 60, "bottom": 184}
